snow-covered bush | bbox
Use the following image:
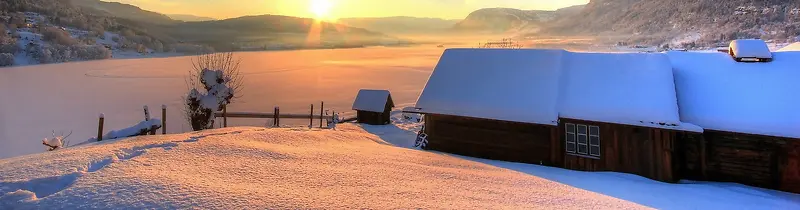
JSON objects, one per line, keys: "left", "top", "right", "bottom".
{"left": 0, "top": 53, "right": 13, "bottom": 67}
{"left": 184, "top": 53, "right": 243, "bottom": 131}
{"left": 42, "top": 131, "right": 72, "bottom": 151}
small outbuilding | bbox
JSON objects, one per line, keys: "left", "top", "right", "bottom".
{"left": 352, "top": 89, "right": 394, "bottom": 125}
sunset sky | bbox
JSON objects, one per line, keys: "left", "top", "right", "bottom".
{"left": 108, "top": 0, "right": 589, "bottom": 20}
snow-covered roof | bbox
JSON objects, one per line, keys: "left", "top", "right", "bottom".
{"left": 668, "top": 51, "right": 800, "bottom": 138}
{"left": 558, "top": 53, "right": 702, "bottom": 132}
{"left": 729, "top": 39, "right": 772, "bottom": 59}
{"left": 352, "top": 89, "right": 392, "bottom": 112}
{"left": 777, "top": 42, "right": 800, "bottom": 52}
{"left": 415, "top": 49, "right": 565, "bottom": 125}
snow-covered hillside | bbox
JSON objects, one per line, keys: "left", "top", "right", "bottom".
{"left": 2, "top": 116, "right": 799, "bottom": 209}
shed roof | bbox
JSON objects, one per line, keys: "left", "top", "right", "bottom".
{"left": 352, "top": 89, "right": 393, "bottom": 113}
{"left": 558, "top": 52, "right": 702, "bottom": 132}
{"left": 668, "top": 51, "right": 800, "bottom": 138}
{"left": 414, "top": 49, "right": 565, "bottom": 125}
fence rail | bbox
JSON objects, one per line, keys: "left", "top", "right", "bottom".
{"left": 213, "top": 102, "right": 333, "bottom": 128}
{"left": 213, "top": 112, "right": 333, "bottom": 120}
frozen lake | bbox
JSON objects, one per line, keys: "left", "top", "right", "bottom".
{"left": 0, "top": 46, "right": 445, "bottom": 158}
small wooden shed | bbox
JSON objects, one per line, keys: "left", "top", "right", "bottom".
{"left": 352, "top": 89, "right": 394, "bottom": 125}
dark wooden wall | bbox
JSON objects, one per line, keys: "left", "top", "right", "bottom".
{"left": 554, "top": 118, "right": 684, "bottom": 182}
{"left": 424, "top": 114, "right": 557, "bottom": 164}
{"left": 679, "top": 130, "right": 800, "bottom": 193}
{"left": 356, "top": 110, "right": 389, "bottom": 125}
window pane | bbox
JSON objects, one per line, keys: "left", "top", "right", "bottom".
{"left": 566, "top": 123, "right": 575, "bottom": 134}
{"left": 578, "top": 144, "right": 588, "bottom": 154}
{"left": 578, "top": 135, "right": 587, "bottom": 144}
{"left": 577, "top": 125, "right": 587, "bottom": 134}
{"left": 566, "top": 142, "right": 576, "bottom": 153}
{"left": 589, "top": 126, "right": 599, "bottom": 136}
{"left": 590, "top": 145, "right": 600, "bottom": 156}
{"left": 590, "top": 136, "right": 600, "bottom": 146}
{"left": 566, "top": 134, "right": 576, "bottom": 143}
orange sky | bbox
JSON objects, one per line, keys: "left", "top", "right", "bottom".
{"left": 108, "top": 0, "right": 589, "bottom": 20}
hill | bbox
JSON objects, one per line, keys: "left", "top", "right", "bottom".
{"left": 338, "top": 16, "right": 460, "bottom": 34}
{"left": 167, "top": 14, "right": 216, "bottom": 22}
{"left": 543, "top": 0, "right": 800, "bottom": 45}
{"left": 69, "top": 0, "right": 176, "bottom": 24}
{"left": 452, "top": 8, "right": 556, "bottom": 33}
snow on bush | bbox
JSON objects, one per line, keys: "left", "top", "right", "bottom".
{"left": 0, "top": 53, "right": 13, "bottom": 67}
{"left": 184, "top": 53, "right": 242, "bottom": 131}
{"left": 41, "top": 131, "right": 72, "bottom": 151}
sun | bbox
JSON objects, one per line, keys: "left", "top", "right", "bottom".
{"left": 309, "top": 0, "right": 334, "bottom": 20}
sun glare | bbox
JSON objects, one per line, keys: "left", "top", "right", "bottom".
{"left": 309, "top": 0, "right": 333, "bottom": 20}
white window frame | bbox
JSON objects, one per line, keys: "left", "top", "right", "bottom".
{"left": 565, "top": 123, "right": 576, "bottom": 153}
{"left": 577, "top": 125, "right": 588, "bottom": 155}
{"left": 565, "top": 123, "right": 601, "bottom": 158}
{"left": 589, "top": 126, "right": 601, "bottom": 157}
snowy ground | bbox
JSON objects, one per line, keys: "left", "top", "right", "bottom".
{"left": 0, "top": 46, "right": 444, "bottom": 159}
{"left": 1, "top": 112, "right": 799, "bottom": 209}
{"left": 0, "top": 123, "right": 643, "bottom": 209}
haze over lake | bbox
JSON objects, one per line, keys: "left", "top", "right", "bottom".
{"left": 0, "top": 45, "right": 445, "bottom": 158}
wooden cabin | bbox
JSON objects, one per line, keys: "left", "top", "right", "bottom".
{"left": 669, "top": 50, "right": 800, "bottom": 193}
{"left": 414, "top": 49, "right": 702, "bottom": 184}
{"left": 551, "top": 52, "right": 703, "bottom": 182}
{"left": 351, "top": 89, "right": 394, "bottom": 125}
{"left": 415, "top": 49, "right": 564, "bottom": 164}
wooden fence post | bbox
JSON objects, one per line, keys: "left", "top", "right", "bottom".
{"left": 97, "top": 113, "right": 105, "bottom": 141}
{"left": 273, "top": 106, "right": 280, "bottom": 127}
{"left": 310, "top": 104, "right": 314, "bottom": 128}
{"left": 319, "top": 101, "right": 324, "bottom": 128}
{"left": 144, "top": 105, "right": 155, "bottom": 135}
{"left": 222, "top": 105, "right": 228, "bottom": 128}
{"left": 161, "top": 105, "right": 166, "bottom": 135}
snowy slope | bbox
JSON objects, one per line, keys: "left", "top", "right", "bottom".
{"left": 0, "top": 125, "right": 644, "bottom": 209}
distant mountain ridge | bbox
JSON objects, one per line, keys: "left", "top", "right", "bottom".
{"left": 338, "top": 16, "right": 459, "bottom": 34}
{"left": 168, "top": 14, "right": 216, "bottom": 22}
{"left": 452, "top": 7, "right": 584, "bottom": 33}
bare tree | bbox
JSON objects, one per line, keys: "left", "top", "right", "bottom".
{"left": 184, "top": 52, "right": 243, "bottom": 131}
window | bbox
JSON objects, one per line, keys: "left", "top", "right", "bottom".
{"left": 577, "top": 125, "right": 588, "bottom": 155}
{"left": 589, "top": 126, "right": 600, "bottom": 156}
{"left": 565, "top": 123, "right": 576, "bottom": 153}
{"left": 565, "top": 123, "right": 600, "bottom": 158}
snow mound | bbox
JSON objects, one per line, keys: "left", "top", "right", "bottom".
{"left": 0, "top": 125, "right": 643, "bottom": 209}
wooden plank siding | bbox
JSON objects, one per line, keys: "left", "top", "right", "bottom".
{"left": 556, "top": 118, "right": 687, "bottom": 182}
{"left": 682, "top": 130, "right": 800, "bottom": 193}
{"left": 423, "top": 114, "right": 557, "bottom": 165}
